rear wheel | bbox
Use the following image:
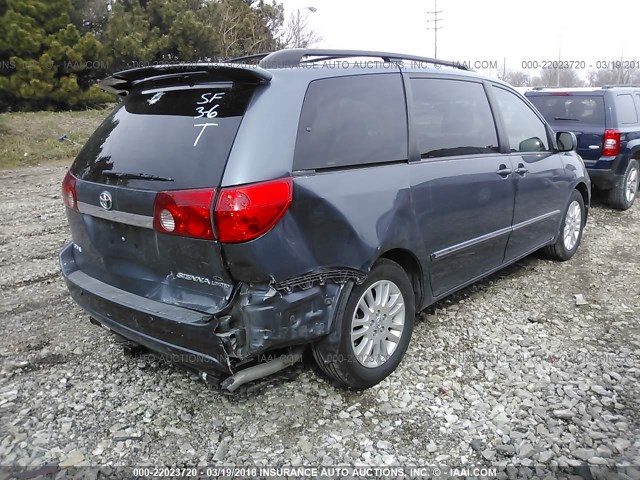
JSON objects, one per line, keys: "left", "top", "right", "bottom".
{"left": 544, "top": 189, "right": 585, "bottom": 261}
{"left": 312, "top": 259, "right": 415, "bottom": 389}
{"left": 608, "top": 159, "right": 638, "bottom": 210}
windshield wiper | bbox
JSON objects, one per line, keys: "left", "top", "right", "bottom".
{"left": 554, "top": 117, "right": 580, "bottom": 121}
{"left": 103, "top": 171, "right": 174, "bottom": 181}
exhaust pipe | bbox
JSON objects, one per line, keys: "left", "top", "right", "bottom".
{"left": 221, "top": 347, "right": 304, "bottom": 392}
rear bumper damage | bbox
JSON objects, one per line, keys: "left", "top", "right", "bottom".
{"left": 60, "top": 243, "right": 232, "bottom": 374}
{"left": 59, "top": 243, "right": 350, "bottom": 384}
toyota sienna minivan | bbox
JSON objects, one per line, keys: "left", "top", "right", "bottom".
{"left": 59, "top": 49, "right": 590, "bottom": 391}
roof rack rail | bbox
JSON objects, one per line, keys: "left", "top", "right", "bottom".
{"left": 257, "top": 48, "right": 469, "bottom": 70}
{"left": 602, "top": 84, "right": 640, "bottom": 89}
{"left": 224, "top": 52, "right": 272, "bottom": 64}
{"left": 530, "top": 86, "right": 581, "bottom": 90}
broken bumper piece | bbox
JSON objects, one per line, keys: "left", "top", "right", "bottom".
{"left": 60, "top": 244, "right": 231, "bottom": 375}
{"left": 59, "top": 243, "right": 348, "bottom": 380}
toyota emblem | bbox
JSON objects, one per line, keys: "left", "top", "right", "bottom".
{"left": 99, "top": 191, "right": 113, "bottom": 210}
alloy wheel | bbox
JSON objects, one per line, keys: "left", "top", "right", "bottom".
{"left": 563, "top": 200, "right": 582, "bottom": 251}
{"left": 351, "top": 280, "right": 406, "bottom": 368}
{"left": 626, "top": 166, "right": 638, "bottom": 204}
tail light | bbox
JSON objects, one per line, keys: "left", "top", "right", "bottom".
{"left": 215, "top": 177, "right": 293, "bottom": 243}
{"left": 603, "top": 129, "right": 621, "bottom": 156}
{"left": 62, "top": 171, "right": 78, "bottom": 210}
{"left": 153, "top": 189, "right": 216, "bottom": 240}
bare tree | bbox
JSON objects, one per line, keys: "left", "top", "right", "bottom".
{"left": 500, "top": 70, "right": 533, "bottom": 87}
{"left": 531, "top": 68, "right": 584, "bottom": 88}
{"left": 588, "top": 69, "right": 624, "bottom": 87}
{"left": 216, "top": 0, "right": 284, "bottom": 58}
{"left": 280, "top": 9, "right": 321, "bottom": 48}
{"left": 588, "top": 60, "right": 640, "bottom": 86}
{"left": 218, "top": 1, "right": 246, "bottom": 57}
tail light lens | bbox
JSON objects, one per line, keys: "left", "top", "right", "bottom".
{"left": 62, "top": 171, "right": 78, "bottom": 210}
{"left": 215, "top": 177, "right": 293, "bottom": 243}
{"left": 153, "top": 189, "right": 216, "bottom": 240}
{"left": 603, "top": 129, "right": 621, "bottom": 156}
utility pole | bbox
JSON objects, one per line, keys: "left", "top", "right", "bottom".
{"left": 556, "top": 43, "right": 561, "bottom": 87}
{"left": 556, "top": 32, "right": 562, "bottom": 87}
{"left": 294, "top": 6, "right": 317, "bottom": 48}
{"left": 426, "top": 0, "right": 442, "bottom": 59}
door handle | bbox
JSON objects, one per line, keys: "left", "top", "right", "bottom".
{"left": 515, "top": 164, "right": 529, "bottom": 175}
{"left": 496, "top": 165, "right": 512, "bottom": 177}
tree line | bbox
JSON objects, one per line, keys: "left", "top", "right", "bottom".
{"left": 2, "top": 1, "right": 637, "bottom": 111}
{"left": 0, "top": 0, "right": 308, "bottom": 111}
{"left": 498, "top": 65, "right": 640, "bottom": 88}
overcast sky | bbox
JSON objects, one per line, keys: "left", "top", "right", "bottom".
{"left": 280, "top": 0, "right": 639, "bottom": 75}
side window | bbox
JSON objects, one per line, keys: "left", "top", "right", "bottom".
{"left": 493, "top": 87, "right": 550, "bottom": 152}
{"left": 410, "top": 78, "right": 499, "bottom": 159}
{"left": 616, "top": 94, "right": 638, "bottom": 124}
{"left": 293, "top": 74, "right": 407, "bottom": 170}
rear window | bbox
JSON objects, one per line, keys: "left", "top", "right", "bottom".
{"left": 616, "top": 94, "right": 639, "bottom": 124}
{"left": 293, "top": 74, "right": 407, "bottom": 171}
{"left": 72, "top": 83, "right": 255, "bottom": 190}
{"left": 527, "top": 95, "right": 605, "bottom": 126}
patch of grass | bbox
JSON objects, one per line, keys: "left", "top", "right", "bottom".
{"left": 0, "top": 108, "right": 113, "bottom": 169}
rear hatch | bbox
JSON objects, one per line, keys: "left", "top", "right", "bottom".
{"left": 65, "top": 65, "right": 269, "bottom": 314}
{"left": 527, "top": 93, "right": 606, "bottom": 161}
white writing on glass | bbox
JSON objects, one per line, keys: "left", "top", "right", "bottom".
{"left": 194, "top": 104, "right": 219, "bottom": 119}
{"left": 197, "top": 92, "right": 226, "bottom": 105}
{"left": 193, "top": 92, "right": 225, "bottom": 147}
{"left": 193, "top": 123, "right": 218, "bottom": 147}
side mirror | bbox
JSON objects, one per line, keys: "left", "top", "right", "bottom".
{"left": 556, "top": 131, "right": 578, "bottom": 152}
{"left": 518, "top": 137, "right": 545, "bottom": 152}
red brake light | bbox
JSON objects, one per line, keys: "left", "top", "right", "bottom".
{"left": 603, "top": 129, "right": 621, "bottom": 156}
{"left": 153, "top": 189, "right": 216, "bottom": 240}
{"left": 62, "top": 171, "right": 78, "bottom": 210}
{"left": 215, "top": 178, "right": 293, "bottom": 243}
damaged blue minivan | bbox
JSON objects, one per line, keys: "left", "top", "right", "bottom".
{"left": 59, "top": 49, "right": 590, "bottom": 391}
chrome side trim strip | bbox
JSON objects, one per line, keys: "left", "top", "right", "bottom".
{"left": 512, "top": 209, "right": 561, "bottom": 232}
{"left": 77, "top": 202, "right": 154, "bottom": 229}
{"left": 431, "top": 225, "right": 512, "bottom": 260}
{"left": 431, "top": 210, "right": 561, "bottom": 261}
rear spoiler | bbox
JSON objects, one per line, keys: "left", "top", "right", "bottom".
{"left": 99, "top": 63, "right": 272, "bottom": 96}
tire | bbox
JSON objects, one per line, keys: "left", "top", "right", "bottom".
{"left": 607, "top": 159, "right": 638, "bottom": 210}
{"left": 312, "top": 259, "right": 415, "bottom": 390}
{"left": 544, "top": 189, "right": 585, "bottom": 261}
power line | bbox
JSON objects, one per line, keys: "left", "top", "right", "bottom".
{"left": 426, "top": 0, "right": 443, "bottom": 59}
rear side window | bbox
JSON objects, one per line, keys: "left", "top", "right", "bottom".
{"left": 293, "top": 74, "right": 407, "bottom": 170}
{"left": 72, "top": 84, "right": 255, "bottom": 190}
{"left": 527, "top": 95, "right": 605, "bottom": 126}
{"left": 493, "top": 87, "right": 550, "bottom": 152}
{"left": 616, "top": 94, "right": 639, "bottom": 124}
{"left": 410, "top": 78, "right": 499, "bottom": 159}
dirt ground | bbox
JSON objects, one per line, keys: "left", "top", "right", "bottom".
{"left": 0, "top": 165, "right": 638, "bottom": 477}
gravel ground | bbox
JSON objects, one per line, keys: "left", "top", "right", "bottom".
{"left": 1, "top": 166, "right": 639, "bottom": 478}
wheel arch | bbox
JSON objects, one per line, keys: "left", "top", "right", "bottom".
{"left": 574, "top": 181, "right": 590, "bottom": 220}
{"left": 376, "top": 248, "right": 424, "bottom": 309}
